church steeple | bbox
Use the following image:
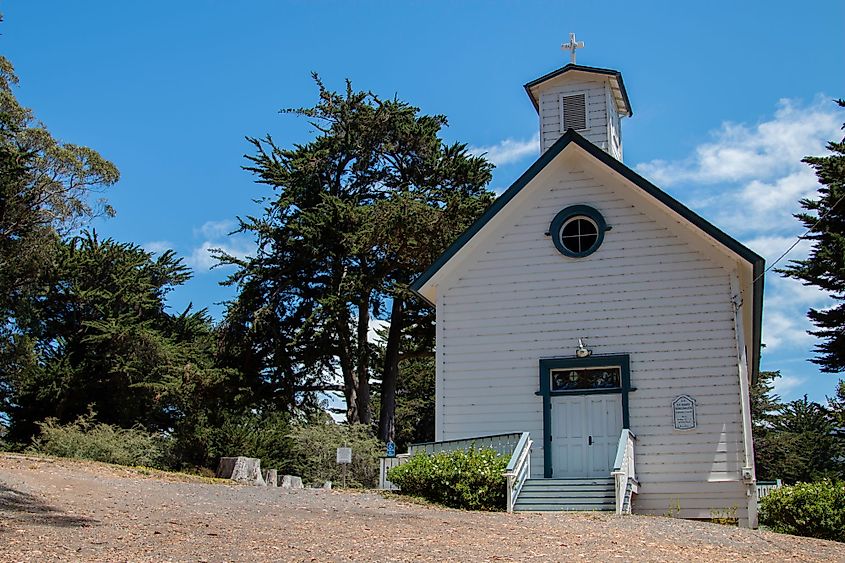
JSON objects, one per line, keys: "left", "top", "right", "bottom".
{"left": 524, "top": 36, "right": 632, "bottom": 161}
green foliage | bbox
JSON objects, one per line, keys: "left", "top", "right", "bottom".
{"left": 0, "top": 49, "right": 118, "bottom": 413}
{"left": 6, "top": 232, "right": 224, "bottom": 440}
{"left": 767, "top": 396, "right": 844, "bottom": 483}
{"left": 753, "top": 372, "right": 845, "bottom": 482}
{"left": 392, "top": 357, "right": 435, "bottom": 450}
{"left": 204, "top": 411, "right": 292, "bottom": 473}
{"left": 387, "top": 447, "right": 507, "bottom": 510}
{"left": 287, "top": 418, "right": 382, "bottom": 487}
{"left": 759, "top": 480, "right": 845, "bottom": 541}
{"left": 3, "top": 231, "right": 256, "bottom": 477}
{"left": 218, "top": 76, "right": 494, "bottom": 429}
{"left": 27, "top": 413, "right": 172, "bottom": 469}
{"left": 779, "top": 100, "right": 845, "bottom": 372}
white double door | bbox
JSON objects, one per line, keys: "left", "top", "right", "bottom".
{"left": 551, "top": 394, "right": 622, "bottom": 478}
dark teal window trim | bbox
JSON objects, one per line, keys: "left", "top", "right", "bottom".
{"left": 549, "top": 205, "right": 607, "bottom": 258}
{"left": 538, "top": 354, "right": 633, "bottom": 478}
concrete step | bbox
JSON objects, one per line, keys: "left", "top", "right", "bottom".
{"left": 522, "top": 478, "right": 614, "bottom": 487}
{"left": 514, "top": 477, "right": 617, "bottom": 512}
{"left": 520, "top": 483, "right": 614, "bottom": 491}
{"left": 514, "top": 501, "right": 615, "bottom": 512}
{"left": 516, "top": 489, "right": 616, "bottom": 502}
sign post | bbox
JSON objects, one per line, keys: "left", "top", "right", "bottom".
{"left": 336, "top": 447, "right": 352, "bottom": 488}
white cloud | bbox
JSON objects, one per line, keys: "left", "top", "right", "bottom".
{"left": 194, "top": 219, "right": 236, "bottom": 239}
{"left": 186, "top": 239, "right": 252, "bottom": 271}
{"left": 469, "top": 133, "right": 539, "bottom": 166}
{"left": 713, "top": 168, "right": 821, "bottom": 236}
{"left": 186, "top": 218, "right": 252, "bottom": 272}
{"left": 636, "top": 97, "right": 839, "bottom": 186}
{"left": 762, "top": 310, "right": 815, "bottom": 351}
{"left": 772, "top": 373, "right": 808, "bottom": 399}
{"left": 638, "top": 97, "right": 840, "bottom": 240}
{"left": 743, "top": 235, "right": 813, "bottom": 265}
{"left": 142, "top": 240, "right": 174, "bottom": 255}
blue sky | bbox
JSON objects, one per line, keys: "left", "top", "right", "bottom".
{"left": 5, "top": 1, "right": 844, "bottom": 403}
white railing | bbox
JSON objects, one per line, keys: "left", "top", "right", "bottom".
{"left": 611, "top": 429, "right": 637, "bottom": 515}
{"left": 756, "top": 479, "right": 782, "bottom": 501}
{"left": 503, "top": 432, "right": 532, "bottom": 513}
{"left": 408, "top": 432, "right": 523, "bottom": 457}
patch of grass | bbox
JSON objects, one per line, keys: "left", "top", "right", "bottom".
{"left": 709, "top": 505, "right": 738, "bottom": 526}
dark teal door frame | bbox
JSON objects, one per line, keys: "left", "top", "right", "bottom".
{"left": 537, "top": 354, "right": 634, "bottom": 478}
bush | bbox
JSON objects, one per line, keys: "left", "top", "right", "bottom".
{"left": 28, "top": 413, "right": 172, "bottom": 469}
{"left": 387, "top": 447, "right": 506, "bottom": 510}
{"left": 204, "top": 411, "right": 292, "bottom": 472}
{"left": 759, "top": 480, "right": 845, "bottom": 541}
{"left": 287, "top": 418, "right": 382, "bottom": 488}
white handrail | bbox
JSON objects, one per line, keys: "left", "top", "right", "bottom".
{"left": 503, "top": 432, "right": 532, "bottom": 513}
{"left": 611, "top": 429, "right": 637, "bottom": 515}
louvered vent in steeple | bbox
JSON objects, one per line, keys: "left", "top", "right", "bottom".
{"left": 561, "top": 93, "right": 587, "bottom": 131}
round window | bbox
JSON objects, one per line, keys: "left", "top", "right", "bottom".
{"left": 549, "top": 205, "right": 607, "bottom": 257}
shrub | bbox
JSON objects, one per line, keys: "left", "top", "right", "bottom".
{"left": 28, "top": 414, "right": 173, "bottom": 469}
{"left": 387, "top": 446, "right": 506, "bottom": 510}
{"left": 204, "top": 411, "right": 292, "bottom": 472}
{"left": 759, "top": 480, "right": 845, "bottom": 541}
{"left": 287, "top": 418, "right": 382, "bottom": 487}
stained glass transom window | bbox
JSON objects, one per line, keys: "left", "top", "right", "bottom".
{"left": 551, "top": 366, "right": 621, "bottom": 391}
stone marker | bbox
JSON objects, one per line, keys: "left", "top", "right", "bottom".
{"left": 279, "top": 475, "right": 303, "bottom": 489}
{"left": 323, "top": 480, "right": 332, "bottom": 490}
{"left": 216, "top": 457, "right": 266, "bottom": 486}
{"left": 262, "top": 469, "right": 278, "bottom": 487}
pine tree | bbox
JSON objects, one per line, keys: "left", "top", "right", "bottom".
{"left": 218, "top": 76, "right": 493, "bottom": 430}
{"left": 6, "top": 232, "right": 239, "bottom": 447}
{"left": 780, "top": 100, "right": 845, "bottom": 372}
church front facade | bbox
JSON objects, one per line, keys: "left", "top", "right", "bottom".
{"left": 411, "top": 59, "right": 763, "bottom": 526}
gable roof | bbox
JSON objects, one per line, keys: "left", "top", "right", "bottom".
{"left": 524, "top": 64, "right": 633, "bottom": 117}
{"left": 410, "top": 129, "right": 765, "bottom": 381}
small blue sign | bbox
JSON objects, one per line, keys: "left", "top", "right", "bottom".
{"left": 386, "top": 441, "right": 396, "bottom": 458}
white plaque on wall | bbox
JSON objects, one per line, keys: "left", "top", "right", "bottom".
{"left": 672, "top": 395, "right": 696, "bottom": 430}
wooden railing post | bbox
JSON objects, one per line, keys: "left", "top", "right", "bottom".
{"left": 611, "top": 429, "right": 637, "bottom": 515}
{"left": 503, "top": 432, "right": 532, "bottom": 513}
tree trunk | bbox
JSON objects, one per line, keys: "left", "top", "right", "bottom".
{"left": 378, "top": 298, "right": 404, "bottom": 442}
{"left": 336, "top": 315, "right": 358, "bottom": 424}
{"left": 355, "top": 291, "right": 371, "bottom": 425}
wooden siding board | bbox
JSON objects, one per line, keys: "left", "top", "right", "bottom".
{"left": 539, "top": 81, "right": 612, "bottom": 153}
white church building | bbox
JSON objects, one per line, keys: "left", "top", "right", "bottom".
{"left": 408, "top": 42, "right": 764, "bottom": 526}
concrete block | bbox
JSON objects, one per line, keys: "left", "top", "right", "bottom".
{"left": 279, "top": 475, "right": 303, "bottom": 489}
{"left": 216, "top": 457, "right": 265, "bottom": 486}
{"left": 262, "top": 469, "right": 277, "bottom": 487}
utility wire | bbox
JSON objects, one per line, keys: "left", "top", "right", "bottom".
{"left": 752, "top": 191, "right": 845, "bottom": 284}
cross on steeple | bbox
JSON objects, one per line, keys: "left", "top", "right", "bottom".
{"left": 561, "top": 32, "right": 585, "bottom": 64}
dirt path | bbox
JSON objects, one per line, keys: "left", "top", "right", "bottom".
{"left": 0, "top": 454, "right": 842, "bottom": 562}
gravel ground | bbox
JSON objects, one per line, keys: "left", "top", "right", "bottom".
{"left": 1, "top": 453, "right": 843, "bottom": 562}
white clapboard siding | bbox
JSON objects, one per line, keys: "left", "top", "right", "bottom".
{"left": 537, "top": 77, "right": 614, "bottom": 153}
{"left": 436, "top": 147, "right": 747, "bottom": 512}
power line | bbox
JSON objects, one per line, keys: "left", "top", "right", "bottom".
{"left": 753, "top": 191, "right": 845, "bottom": 284}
